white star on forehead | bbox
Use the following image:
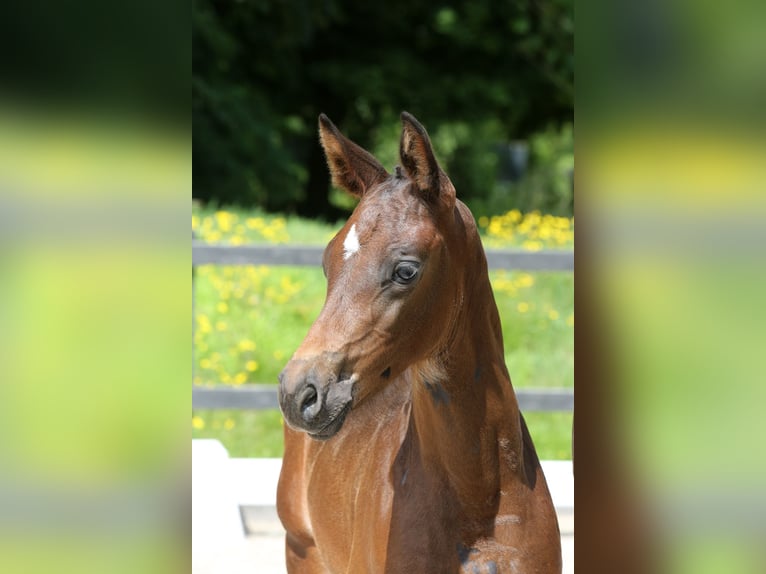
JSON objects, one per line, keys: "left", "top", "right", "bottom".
{"left": 343, "top": 224, "right": 361, "bottom": 260}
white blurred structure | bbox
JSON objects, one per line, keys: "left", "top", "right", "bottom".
{"left": 192, "top": 440, "right": 573, "bottom": 574}
{"left": 192, "top": 440, "right": 245, "bottom": 573}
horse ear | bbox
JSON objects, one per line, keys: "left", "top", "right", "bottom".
{"left": 318, "top": 114, "right": 389, "bottom": 198}
{"left": 399, "top": 112, "right": 454, "bottom": 207}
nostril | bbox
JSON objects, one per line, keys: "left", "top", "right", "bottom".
{"left": 298, "top": 384, "right": 320, "bottom": 421}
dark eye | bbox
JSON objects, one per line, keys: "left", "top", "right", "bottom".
{"left": 393, "top": 261, "right": 420, "bottom": 284}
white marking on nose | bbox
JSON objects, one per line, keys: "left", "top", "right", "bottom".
{"left": 343, "top": 224, "right": 360, "bottom": 260}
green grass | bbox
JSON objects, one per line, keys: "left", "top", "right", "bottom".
{"left": 493, "top": 271, "right": 574, "bottom": 390}
{"left": 193, "top": 265, "right": 327, "bottom": 384}
{"left": 193, "top": 204, "right": 343, "bottom": 245}
{"left": 192, "top": 409, "right": 285, "bottom": 458}
{"left": 192, "top": 206, "right": 573, "bottom": 459}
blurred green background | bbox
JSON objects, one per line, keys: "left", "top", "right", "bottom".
{"left": 193, "top": 0, "right": 574, "bottom": 219}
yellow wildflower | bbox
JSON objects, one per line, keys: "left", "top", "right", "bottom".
{"left": 245, "top": 360, "right": 258, "bottom": 372}
{"left": 262, "top": 227, "right": 277, "bottom": 241}
{"left": 224, "top": 419, "right": 235, "bottom": 430}
{"left": 548, "top": 309, "right": 559, "bottom": 321}
{"left": 192, "top": 416, "right": 205, "bottom": 430}
{"left": 517, "top": 274, "right": 535, "bottom": 288}
{"left": 215, "top": 210, "right": 235, "bottom": 232}
{"left": 522, "top": 240, "right": 543, "bottom": 251}
{"left": 246, "top": 217, "right": 264, "bottom": 230}
{"left": 216, "top": 302, "right": 228, "bottom": 314}
{"left": 233, "top": 372, "right": 247, "bottom": 385}
{"left": 517, "top": 302, "right": 529, "bottom": 313}
{"left": 196, "top": 314, "right": 211, "bottom": 334}
{"left": 238, "top": 339, "right": 256, "bottom": 352}
{"left": 205, "top": 230, "right": 222, "bottom": 242}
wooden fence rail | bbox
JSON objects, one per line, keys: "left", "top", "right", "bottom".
{"left": 192, "top": 242, "right": 573, "bottom": 412}
{"left": 193, "top": 385, "right": 573, "bottom": 412}
{"left": 192, "top": 242, "right": 574, "bottom": 271}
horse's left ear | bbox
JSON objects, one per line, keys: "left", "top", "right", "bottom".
{"left": 399, "top": 112, "right": 455, "bottom": 208}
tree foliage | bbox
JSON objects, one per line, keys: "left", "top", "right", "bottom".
{"left": 193, "top": 0, "right": 573, "bottom": 218}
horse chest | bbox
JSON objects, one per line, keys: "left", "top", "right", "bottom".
{"left": 303, "top": 432, "right": 463, "bottom": 568}
{"left": 292, "top": 410, "right": 403, "bottom": 565}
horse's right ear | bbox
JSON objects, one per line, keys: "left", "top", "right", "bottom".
{"left": 399, "top": 112, "right": 454, "bottom": 209}
{"left": 318, "top": 114, "right": 389, "bottom": 198}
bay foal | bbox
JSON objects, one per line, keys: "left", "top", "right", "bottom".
{"left": 277, "top": 113, "right": 561, "bottom": 573}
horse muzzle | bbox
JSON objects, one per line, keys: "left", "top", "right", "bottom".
{"left": 278, "top": 356, "right": 357, "bottom": 440}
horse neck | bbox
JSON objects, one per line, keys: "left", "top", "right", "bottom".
{"left": 406, "top": 230, "right": 528, "bottom": 515}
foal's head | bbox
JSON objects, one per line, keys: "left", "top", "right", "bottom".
{"left": 278, "top": 112, "right": 472, "bottom": 439}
